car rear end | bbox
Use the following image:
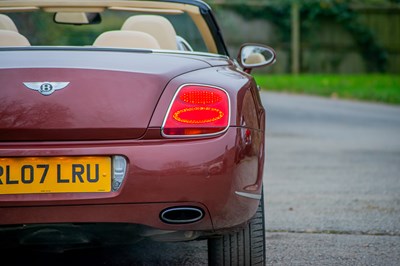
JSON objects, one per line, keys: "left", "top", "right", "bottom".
{"left": 0, "top": 48, "right": 265, "bottom": 246}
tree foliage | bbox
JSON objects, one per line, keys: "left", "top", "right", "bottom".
{"left": 212, "top": 0, "right": 390, "bottom": 72}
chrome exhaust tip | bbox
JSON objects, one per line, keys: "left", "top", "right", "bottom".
{"left": 160, "top": 207, "right": 204, "bottom": 224}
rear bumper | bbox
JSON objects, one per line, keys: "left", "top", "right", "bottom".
{"left": 0, "top": 202, "right": 213, "bottom": 231}
{"left": 0, "top": 127, "right": 264, "bottom": 231}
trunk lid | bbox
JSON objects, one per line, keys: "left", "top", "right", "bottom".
{"left": 0, "top": 49, "right": 210, "bottom": 141}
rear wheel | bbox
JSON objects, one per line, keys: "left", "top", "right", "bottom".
{"left": 207, "top": 194, "right": 266, "bottom": 266}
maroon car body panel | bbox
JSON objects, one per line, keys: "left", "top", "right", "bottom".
{"left": 0, "top": 50, "right": 212, "bottom": 141}
{"left": 1, "top": 39, "right": 267, "bottom": 248}
{"left": 0, "top": 48, "right": 265, "bottom": 231}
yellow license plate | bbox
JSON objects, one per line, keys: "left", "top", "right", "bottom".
{"left": 0, "top": 156, "right": 111, "bottom": 194}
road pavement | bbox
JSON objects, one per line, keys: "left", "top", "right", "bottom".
{"left": 261, "top": 91, "right": 400, "bottom": 265}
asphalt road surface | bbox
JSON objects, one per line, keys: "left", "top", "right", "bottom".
{"left": 261, "top": 92, "right": 400, "bottom": 265}
{"left": 2, "top": 91, "right": 400, "bottom": 265}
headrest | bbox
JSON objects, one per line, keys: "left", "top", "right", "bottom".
{"left": 121, "top": 15, "right": 177, "bottom": 50}
{"left": 93, "top": 30, "right": 160, "bottom": 49}
{"left": 0, "top": 14, "right": 18, "bottom": 32}
{"left": 244, "top": 53, "right": 266, "bottom": 65}
{"left": 0, "top": 30, "right": 30, "bottom": 46}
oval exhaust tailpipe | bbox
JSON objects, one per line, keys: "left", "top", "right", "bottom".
{"left": 160, "top": 207, "right": 204, "bottom": 224}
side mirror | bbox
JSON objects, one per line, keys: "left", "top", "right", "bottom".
{"left": 238, "top": 44, "right": 276, "bottom": 73}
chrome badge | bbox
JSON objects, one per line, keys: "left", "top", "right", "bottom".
{"left": 23, "top": 82, "right": 70, "bottom": 96}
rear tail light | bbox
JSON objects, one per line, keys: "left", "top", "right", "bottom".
{"left": 162, "top": 84, "right": 230, "bottom": 137}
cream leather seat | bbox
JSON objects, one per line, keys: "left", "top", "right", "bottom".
{"left": 0, "top": 30, "right": 30, "bottom": 46}
{"left": 121, "top": 15, "right": 177, "bottom": 50}
{"left": 93, "top": 30, "right": 160, "bottom": 49}
{"left": 0, "top": 14, "right": 18, "bottom": 32}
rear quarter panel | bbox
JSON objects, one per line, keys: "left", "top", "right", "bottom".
{"left": 149, "top": 63, "right": 266, "bottom": 229}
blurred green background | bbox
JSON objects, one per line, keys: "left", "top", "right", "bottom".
{"left": 206, "top": 0, "right": 400, "bottom": 104}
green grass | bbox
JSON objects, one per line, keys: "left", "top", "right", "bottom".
{"left": 254, "top": 74, "right": 400, "bottom": 105}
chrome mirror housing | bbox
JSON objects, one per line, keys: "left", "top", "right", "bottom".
{"left": 238, "top": 44, "right": 276, "bottom": 72}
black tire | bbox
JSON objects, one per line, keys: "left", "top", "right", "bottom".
{"left": 207, "top": 194, "right": 266, "bottom": 266}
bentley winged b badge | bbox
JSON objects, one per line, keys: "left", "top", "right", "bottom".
{"left": 23, "top": 82, "right": 70, "bottom": 96}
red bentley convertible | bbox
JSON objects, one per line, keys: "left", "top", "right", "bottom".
{"left": 0, "top": 0, "right": 275, "bottom": 264}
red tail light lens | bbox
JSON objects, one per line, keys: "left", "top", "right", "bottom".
{"left": 162, "top": 84, "right": 230, "bottom": 137}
